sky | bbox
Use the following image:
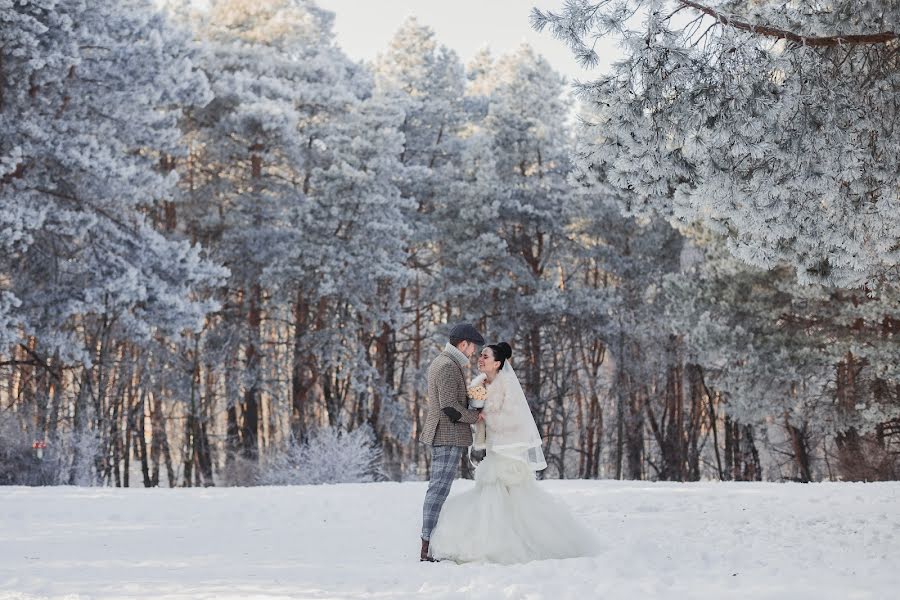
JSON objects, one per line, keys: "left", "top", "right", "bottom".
{"left": 316, "top": 0, "right": 621, "bottom": 84}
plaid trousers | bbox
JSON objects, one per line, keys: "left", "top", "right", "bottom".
{"left": 421, "top": 445, "right": 463, "bottom": 541}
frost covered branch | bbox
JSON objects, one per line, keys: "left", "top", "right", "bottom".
{"left": 534, "top": 0, "right": 900, "bottom": 288}
{"left": 678, "top": 1, "right": 898, "bottom": 47}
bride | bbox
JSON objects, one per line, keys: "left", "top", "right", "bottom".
{"left": 428, "top": 342, "right": 601, "bottom": 564}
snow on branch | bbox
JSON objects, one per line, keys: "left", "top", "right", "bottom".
{"left": 678, "top": 1, "right": 897, "bottom": 47}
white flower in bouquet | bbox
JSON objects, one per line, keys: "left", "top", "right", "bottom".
{"left": 467, "top": 374, "right": 487, "bottom": 408}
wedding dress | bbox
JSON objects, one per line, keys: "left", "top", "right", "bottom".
{"left": 428, "top": 363, "right": 601, "bottom": 564}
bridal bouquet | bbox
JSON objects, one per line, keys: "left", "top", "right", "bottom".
{"left": 467, "top": 374, "right": 488, "bottom": 451}
{"left": 467, "top": 374, "right": 487, "bottom": 409}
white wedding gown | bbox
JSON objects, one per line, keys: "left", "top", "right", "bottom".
{"left": 429, "top": 371, "right": 601, "bottom": 564}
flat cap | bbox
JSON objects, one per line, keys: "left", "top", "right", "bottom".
{"left": 448, "top": 322, "right": 485, "bottom": 346}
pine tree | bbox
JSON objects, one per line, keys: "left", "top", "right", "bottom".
{"left": 0, "top": 0, "right": 226, "bottom": 485}
{"left": 533, "top": 1, "right": 900, "bottom": 287}
{"left": 1, "top": 0, "right": 223, "bottom": 355}
{"left": 179, "top": 0, "right": 413, "bottom": 473}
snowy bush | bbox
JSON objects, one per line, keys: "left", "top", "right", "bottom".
{"left": 258, "top": 425, "right": 383, "bottom": 486}
{"left": 0, "top": 415, "right": 55, "bottom": 486}
{"left": 55, "top": 429, "right": 103, "bottom": 486}
{"left": 0, "top": 411, "right": 107, "bottom": 486}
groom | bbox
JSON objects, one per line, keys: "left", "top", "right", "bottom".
{"left": 418, "top": 322, "right": 484, "bottom": 562}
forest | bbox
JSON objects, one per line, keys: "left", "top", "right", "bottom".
{"left": 1, "top": 0, "right": 898, "bottom": 487}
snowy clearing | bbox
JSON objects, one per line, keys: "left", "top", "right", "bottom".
{"left": 1, "top": 480, "right": 897, "bottom": 600}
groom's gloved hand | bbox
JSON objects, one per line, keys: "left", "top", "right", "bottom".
{"left": 442, "top": 406, "right": 462, "bottom": 423}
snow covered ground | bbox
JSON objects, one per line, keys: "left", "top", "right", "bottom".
{"left": 1, "top": 479, "right": 897, "bottom": 600}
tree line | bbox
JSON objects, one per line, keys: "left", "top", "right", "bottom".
{"left": 1, "top": 0, "right": 897, "bottom": 486}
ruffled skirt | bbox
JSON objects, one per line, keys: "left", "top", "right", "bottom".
{"left": 428, "top": 453, "right": 601, "bottom": 564}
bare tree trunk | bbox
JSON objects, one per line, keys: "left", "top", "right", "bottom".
{"left": 183, "top": 341, "right": 201, "bottom": 487}
{"left": 111, "top": 379, "right": 122, "bottom": 488}
{"left": 784, "top": 415, "right": 812, "bottom": 482}
{"left": 625, "top": 385, "right": 644, "bottom": 480}
{"left": 224, "top": 339, "right": 241, "bottom": 469}
{"left": 558, "top": 400, "right": 569, "bottom": 479}
{"left": 196, "top": 365, "right": 216, "bottom": 486}
{"left": 724, "top": 415, "right": 761, "bottom": 481}
{"left": 183, "top": 414, "right": 195, "bottom": 488}
{"left": 292, "top": 294, "right": 309, "bottom": 438}
{"left": 123, "top": 382, "right": 132, "bottom": 488}
{"left": 614, "top": 335, "right": 626, "bottom": 480}
{"left": 45, "top": 351, "right": 63, "bottom": 441}
{"left": 150, "top": 395, "right": 175, "bottom": 487}
{"left": 591, "top": 398, "right": 602, "bottom": 479}
{"left": 161, "top": 429, "right": 176, "bottom": 488}
{"left": 724, "top": 415, "right": 735, "bottom": 481}
{"left": 685, "top": 363, "right": 706, "bottom": 481}
{"left": 241, "top": 284, "right": 262, "bottom": 460}
{"left": 575, "top": 384, "right": 587, "bottom": 477}
{"left": 121, "top": 350, "right": 141, "bottom": 488}
{"left": 699, "top": 367, "right": 725, "bottom": 481}
{"left": 577, "top": 336, "right": 605, "bottom": 479}
{"left": 150, "top": 394, "right": 161, "bottom": 486}
{"left": 135, "top": 388, "right": 151, "bottom": 487}
{"left": 740, "top": 423, "right": 762, "bottom": 481}
{"left": 525, "top": 326, "right": 543, "bottom": 428}
{"left": 658, "top": 353, "right": 685, "bottom": 481}
{"left": 371, "top": 320, "right": 396, "bottom": 445}
{"left": 69, "top": 368, "right": 91, "bottom": 485}
{"left": 832, "top": 351, "right": 895, "bottom": 480}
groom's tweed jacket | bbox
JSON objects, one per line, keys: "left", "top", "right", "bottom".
{"left": 420, "top": 350, "right": 480, "bottom": 446}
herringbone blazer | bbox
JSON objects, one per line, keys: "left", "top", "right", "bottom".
{"left": 420, "top": 350, "right": 480, "bottom": 446}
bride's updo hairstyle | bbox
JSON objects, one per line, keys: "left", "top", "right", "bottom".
{"left": 487, "top": 342, "right": 512, "bottom": 370}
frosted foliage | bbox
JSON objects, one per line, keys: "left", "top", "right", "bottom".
{"left": 662, "top": 235, "right": 900, "bottom": 436}
{"left": 188, "top": 0, "right": 411, "bottom": 321}
{"left": 378, "top": 391, "right": 412, "bottom": 441}
{"left": 437, "top": 46, "right": 575, "bottom": 341}
{"left": 204, "top": 0, "right": 335, "bottom": 48}
{"left": 535, "top": 1, "right": 900, "bottom": 287}
{"left": 570, "top": 169, "right": 685, "bottom": 379}
{"left": 0, "top": 415, "right": 52, "bottom": 485}
{"left": 0, "top": 413, "right": 103, "bottom": 486}
{"left": 162, "top": 0, "right": 418, "bottom": 463}
{"left": 371, "top": 17, "right": 468, "bottom": 319}
{"left": 58, "top": 429, "right": 103, "bottom": 487}
{"left": 258, "top": 426, "right": 383, "bottom": 485}
{"left": 0, "top": 292, "right": 21, "bottom": 352}
{"left": 0, "top": 0, "right": 226, "bottom": 357}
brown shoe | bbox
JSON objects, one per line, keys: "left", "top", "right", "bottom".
{"left": 420, "top": 538, "right": 437, "bottom": 562}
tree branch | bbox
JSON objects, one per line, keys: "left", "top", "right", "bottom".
{"left": 0, "top": 359, "right": 39, "bottom": 367}
{"left": 679, "top": 0, "right": 897, "bottom": 47}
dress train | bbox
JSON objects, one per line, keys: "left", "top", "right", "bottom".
{"left": 429, "top": 452, "right": 601, "bottom": 564}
